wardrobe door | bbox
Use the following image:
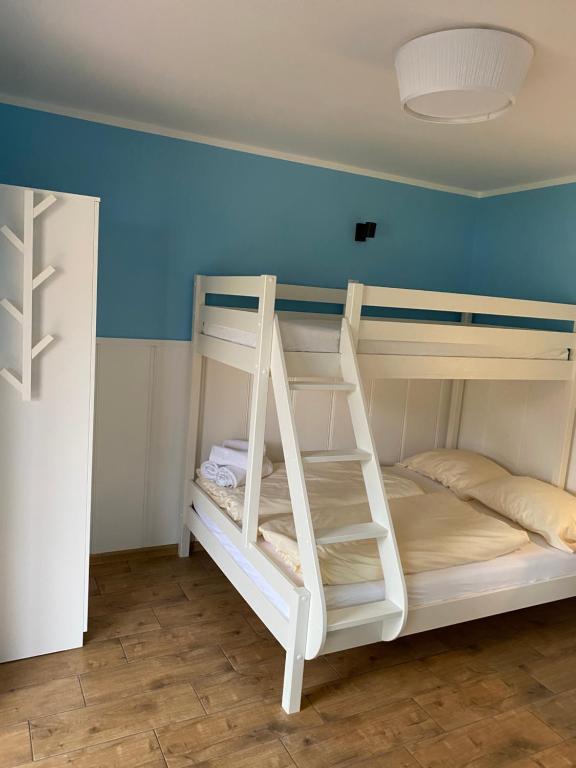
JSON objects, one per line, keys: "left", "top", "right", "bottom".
{"left": 0, "top": 185, "right": 99, "bottom": 661}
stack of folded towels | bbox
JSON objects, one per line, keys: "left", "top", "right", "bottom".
{"left": 200, "top": 439, "right": 273, "bottom": 489}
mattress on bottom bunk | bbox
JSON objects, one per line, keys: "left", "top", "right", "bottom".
{"left": 194, "top": 462, "right": 576, "bottom": 609}
{"left": 196, "top": 462, "right": 531, "bottom": 581}
{"left": 328, "top": 534, "right": 576, "bottom": 609}
{"left": 202, "top": 313, "right": 570, "bottom": 358}
{"left": 195, "top": 508, "right": 576, "bottom": 610}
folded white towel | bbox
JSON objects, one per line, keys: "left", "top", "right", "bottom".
{"left": 200, "top": 460, "right": 219, "bottom": 480}
{"left": 209, "top": 445, "right": 250, "bottom": 469}
{"left": 222, "top": 439, "right": 249, "bottom": 451}
{"left": 222, "top": 439, "right": 267, "bottom": 455}
{"left": 216, "top": 465, "right": 247, "bottom": 488}
{"left": 215, "top": 456, "right": 274, "bottom": 488}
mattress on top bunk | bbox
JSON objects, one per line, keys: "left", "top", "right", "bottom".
{"left": 202, "top": 313, "right": 570, "bottom": 358}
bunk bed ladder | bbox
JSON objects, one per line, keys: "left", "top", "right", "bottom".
{"left": 335, "top": 318, "right": 407, "bottom": 640}
{"left": 271, "top": 314, "right": 407, "bottom": 657}
{"left": 270, "top": 316, "right": 327, "bottom": 691}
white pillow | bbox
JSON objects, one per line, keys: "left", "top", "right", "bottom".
{"left": 467, "top": 476, "right": 576, "bottom": 553}
{"left": 398, "top": 449, "right": 509, "bottom": 499}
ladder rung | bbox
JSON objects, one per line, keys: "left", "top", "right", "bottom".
{"left": 289, "top": 380, "right": 355, "bottom": 392}
{"left": 301, "top": 449, "right": 371, "bottom": 463}
{"left": 327, "top": 600, "right": 402, "bottom": 632}
{"left": 316, "top": 521, "right": 387, "bottom": 546}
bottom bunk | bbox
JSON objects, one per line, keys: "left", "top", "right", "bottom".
{"left": 184, "top": 456, "right": 576, "bottom": 710}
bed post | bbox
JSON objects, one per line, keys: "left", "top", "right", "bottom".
{"left": 445, "top": 312, "right": 473, "bottom": 448}
{"left": 282, "top": 591, "right": 309, "bottom": 714}
{"left": 345, "top": 280, "right": 363, "bottom": 348}
{"left": 179, "top": 275, "right": 205, "bottom": 557}
{"left": 555, "top": 322, "right": 576, "bottom": 488}
{"left": 242, "top": 275, "right": 277, "bottom": 546}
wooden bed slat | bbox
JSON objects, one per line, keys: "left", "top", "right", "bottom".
{"left": 358, "top": 354, "right": 576, "bottom": 381}
{"left": 201, "top": 275, "right": 264, "bottom": 298}
{"left": 197, "top": 333, "right": 255, "bottom": 372}
{"left": 201, "top": 305, "right": 258, "bottom": 334}
{"left": 362, "top": 285, "right": 576, "bottom": 322}
{"left": 276, "top": 283, "right": 347, "bottom": 303}
{"left": 359, "top": 318, "right": 576, "bottom": 351}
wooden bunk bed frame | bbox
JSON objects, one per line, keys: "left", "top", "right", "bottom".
{"left": 179, "top": 274, "right": 576, "bottom": 713}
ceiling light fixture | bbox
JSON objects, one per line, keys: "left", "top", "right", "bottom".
{"left": 395, "top": 28, "right": 534, "bottom": 124}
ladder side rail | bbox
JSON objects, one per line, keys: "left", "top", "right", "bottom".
{"left": 179, "top": 275, "right": 206, "bottom": 556}
{"left": 270, "top": 317, "right": 326, "bottom": 658}
{"left": 339, "top": 319, "right": 407, "bottom": 635}
{"left": 243, "top": 275, "right": 277, "bottom": 545}
{"left": 445, "top": 312, "right": 473, "bottom": 449}
{"left": 344, "top": 280, "right": 364, "bottom": 348}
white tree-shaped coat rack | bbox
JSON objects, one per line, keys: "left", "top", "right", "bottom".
{"left": 1, "top": 189, "right": 57, "bottom": 401}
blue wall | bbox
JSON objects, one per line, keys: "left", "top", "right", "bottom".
{"left": 470, "top": 184, "right": 576, "bottom": 305}
{"left": 0, "top": 103, "right": 476, "bottom": 339}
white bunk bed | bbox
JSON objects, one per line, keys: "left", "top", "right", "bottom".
{"left": 179, "top": 274, "right": 576, "bottom": 713}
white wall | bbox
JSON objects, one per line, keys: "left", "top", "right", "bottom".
{"left": 92, "top": 339, "right": 189, "bottom": 553}
{"left": 198, "top": 358, "right": 452, "bottom": 464}
{"left": 93, "top": 341, "right": 576, "bottom": 554}
{"left": 92, "top": 342, "right": 452, "bottom": 552}
{"left": 459, "top": 379, "right": 576, "bottom": 490}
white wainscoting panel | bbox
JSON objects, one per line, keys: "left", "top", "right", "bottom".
{"left": 198, "top": 360, "right": 452, "bottom": 464}
{"left": 459, "top": 380, "right": 574, "bottom": 488}
{"left": 93, "top": 344, "right": 576, "bottom": 555}
{"left": 92, "top": 346, "right": 454, "bottom": 553}
{"left": 92, "top": 339, "right": 189, "bottom": 553}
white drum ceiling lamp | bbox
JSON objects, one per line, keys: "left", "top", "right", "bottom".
{"left": 395, "top": 28, "right": 534, "bottom": 124}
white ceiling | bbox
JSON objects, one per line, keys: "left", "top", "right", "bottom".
{"left": 0, "top": 0, "right": 575, "bottom": 195}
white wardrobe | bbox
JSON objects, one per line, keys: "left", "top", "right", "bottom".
{"left": 0, "top": 183, "right": 99, "bottom": 662}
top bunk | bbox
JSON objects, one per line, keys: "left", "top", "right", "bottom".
{"left": 193, "top": 274, "right": 576, "bottom": 382}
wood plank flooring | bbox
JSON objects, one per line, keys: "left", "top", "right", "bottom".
{"left": 1, "top": 547, "right": 576, "bottom": 767}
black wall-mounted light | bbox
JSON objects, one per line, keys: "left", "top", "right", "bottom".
{"left": 355, "top": 221, "right": 377, "bottom": 242}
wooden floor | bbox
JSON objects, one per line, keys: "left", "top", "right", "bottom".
{"left": 2, "top": 549, "right": 576, "bottom": 767}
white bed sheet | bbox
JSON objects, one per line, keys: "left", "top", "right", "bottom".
{"left": 202, "top": 313, "right": 569, "bottom": 359}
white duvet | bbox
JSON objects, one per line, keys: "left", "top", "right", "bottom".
{"left": 259, "top": 493, "right": 529, "bottom": 584}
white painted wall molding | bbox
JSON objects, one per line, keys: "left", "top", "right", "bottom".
{"left": 5, "top": 95, "right": 576, "bottom": 198}
{"left": 94, "top": 341, "right": 576, "bottom": 554}
{"left": 0, "top": 94, "right": 477, "bottom": 198}
{"left": 92, "top": 341, "right": 453, "bottom": 553}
